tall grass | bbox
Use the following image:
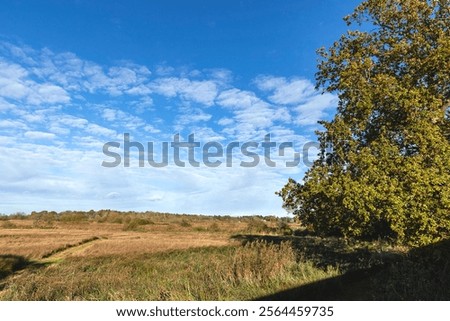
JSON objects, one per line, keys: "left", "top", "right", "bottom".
{"left": 0, "top": 241, "right": 338, "bottom": 300}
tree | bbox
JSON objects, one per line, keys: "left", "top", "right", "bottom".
{"left": 278, "top": 0, "right": 450, "bottom": 246}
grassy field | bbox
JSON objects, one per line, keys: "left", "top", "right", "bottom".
{"left": 0, "top": 211, "right": 449, "bottom": 300}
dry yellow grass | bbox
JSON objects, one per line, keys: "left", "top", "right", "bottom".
{"left": 1, "top": 212, "right": 320, "bottom": 300}
{"left": 0, "top": 240, "right": 338, "bottom": 300}
{"left": 0, "top": 228, "right": 99, "bottom": 259}
{"left": 0, "top": 217, "right": 250, "bottom": 259}
{"left": 56, "top": 231, "right": 234, "bottom": 258}
{"left": 2, "top": 212, "right": 446, "bottom": 301}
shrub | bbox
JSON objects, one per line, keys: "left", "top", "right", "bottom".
{"left": 122, "top": 218, "right": 154, "bottom": 231}
{"left": 59, "top": 212, "right": 89, "bottom": 222}
{"left": 208, "top": 222, "right": 220, "bottom": 232}
{"left": 179, "top": 219, "right": 192, "bottom": 228}
{"left": 245, "top": 219, "right": 272, "bottom": 234}
{"left": 277, "top": 221, "right": 293, "bottom": 236}
{"left": 1, "top": 221, "right": 18, "bottom": 229}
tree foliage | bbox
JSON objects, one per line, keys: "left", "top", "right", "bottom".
{"left": 278, "top": 0, "right": 450, "bottom": 246}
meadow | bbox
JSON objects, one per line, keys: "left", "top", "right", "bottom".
{"left": 0, "top": 211, "right": 448, "bottom": 300}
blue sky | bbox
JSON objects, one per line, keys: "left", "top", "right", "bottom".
{"left": 0, "top": 0, "right": 360, "bottom": 215}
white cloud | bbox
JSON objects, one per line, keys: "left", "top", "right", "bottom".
{"left": 0, "top": 42, "right": 36, "bottom": 65}
{"left": 28, "top": 83, "right": 70, "bottom": 104}
{"left": 0, "top": 43, "right": 153, "bottom": 99}
{"left": 176, "top": 107, "right": 212, "bottom": 128}
{"left": 85, "top": 124, "right": 116, "bottom": 137}
{"left": 216, "top": 88, "right": 293, "bottom": 141}
{"left": 21, "top": 112, "right": 46, "bottom": 123}
{"left": 24, "top": 130, "right": 56, "bottom": 140}
{"left": 57, "top": 115, "right": 89, "bottom": 128}
{"left": 0, "top": 119, "right": 28, "bottom": 129}
{"left": 0, "top": 97, "right": 16, "bottom": 111}
{"left": 206, "top": 68, "right": 233, "bottom": 84}
{"left": 254, "top": 75, "right": 337, "bottom": 126}
{"left": 126, "top": 85, "right": 151, "bottom": 95}
{"left": 105, "top": 192, "right": 120, "bottom": 199}
{"left": 254, "top": 76, "right": 316, "bottom": 105}
{"left": 216, "top": 88, "right": 260, "bottom": 109}
{"left": 48, "top": 125, "right": 70, "bottom": 135}
{"left": 99, "top": 107, "right": 150, "bottom": 132}
{"left": 0, "top": 60, "right": 31, "bottom": 100}
{"left": 294, "top": 92, "right": 337, "bottom": 125}
{"left": 0, "top": 41, "right": 329, "bottom": 216}
{"left": 150, "top": 77, "right": 218, "bottom": 106}
{"left": 99, "top": 66, "right": 150, "bottom": 96}
{"left": 217, "top": 117, "right": 234, "bottom": 126}
{"left": 73, "top": 135, "right": 107, "bottom": 149}
{"left": 143, "top": 124, "right": 161, "bottom": 134}
{"left": 0, "top": 60, "right": 70, "bottom": 105}
{"left": 0, "top": 131, "right": 290, "bottom": 215}
{"left": 0, "top": 59, "right": 29, "bottom": 79}
{"left": 146, "top": 194, "right": 164, "bottom": 202}
{"left": 155, "top": 64, "right": 175, "bottom": 76}
{"left": 101, "top": 108, "right": 117, "bottom": 121}
{"left": 188, "top": 126, "right": 224, "bottom": 141}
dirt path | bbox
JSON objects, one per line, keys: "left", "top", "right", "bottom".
{"left": 40, "top": 236, "right": 106, "bottom": 262}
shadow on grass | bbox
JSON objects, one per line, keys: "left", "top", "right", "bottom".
{"left": 0, "top": 255, "right": 47, "bottom": 284}
{"left": 232, "top": 234, "right": 403, "bottom": 270}
{"left": 232, "top": 235, "right": 450, "bottom": 300}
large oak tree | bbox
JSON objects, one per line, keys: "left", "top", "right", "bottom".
{"left": 278, "top": 0, "right": 450, "bottom": 246}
